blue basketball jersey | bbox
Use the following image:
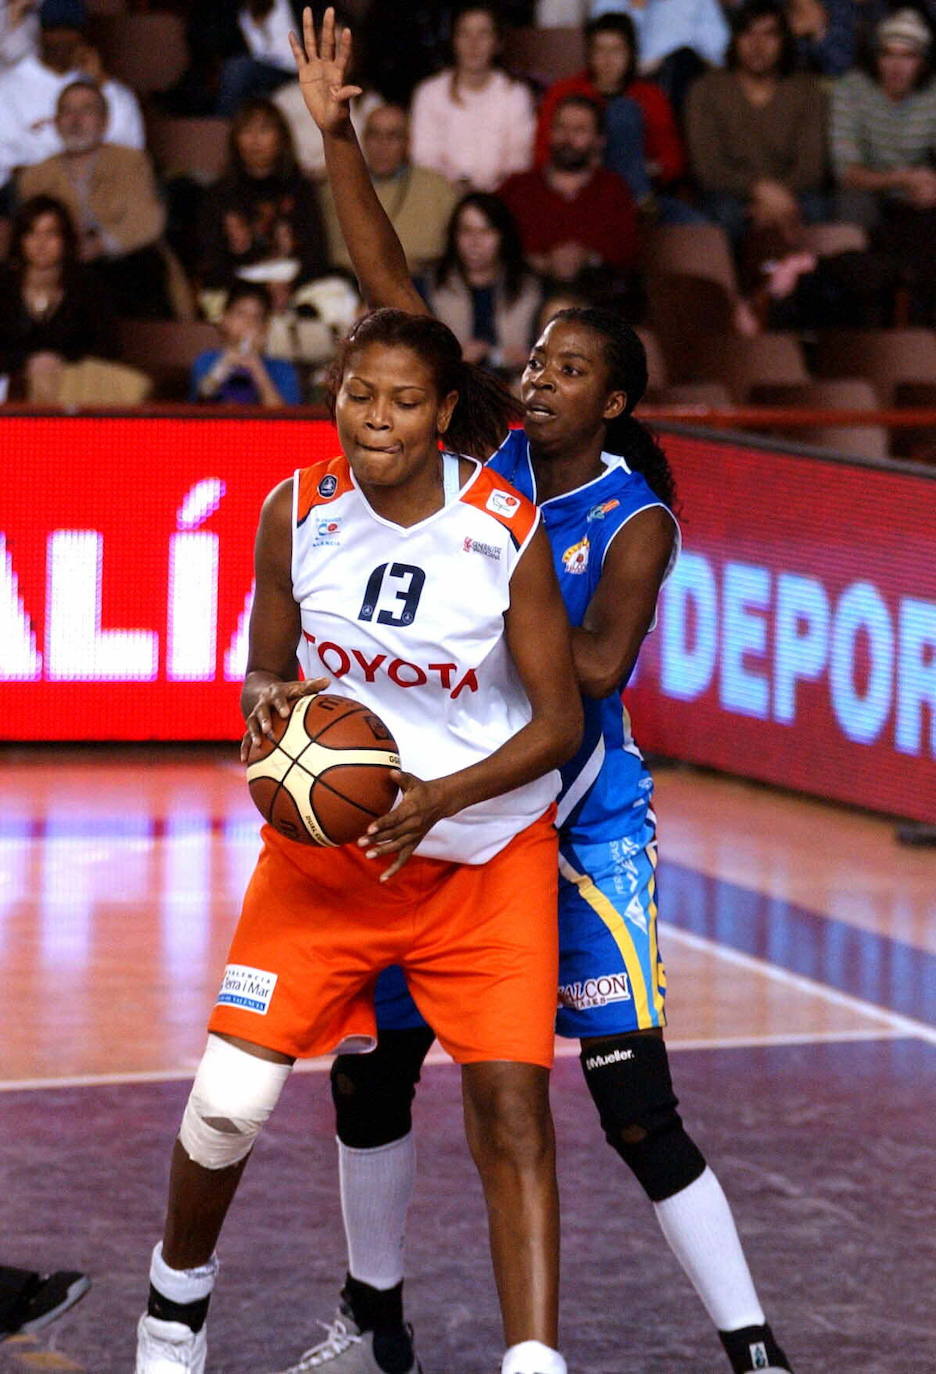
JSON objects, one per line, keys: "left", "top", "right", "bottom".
{"left": 489, "top": 428, "right": 680, "bottom": 845}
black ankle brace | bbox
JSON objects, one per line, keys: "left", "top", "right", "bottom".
{"left": 147, "top": 1284, "right": 211, "bottom": 1334}
{"left": 342, "top": 1273, "right": 405, "bottom": 1332}
{"left": 720, "top": 1323, "right": 791, "bottom": 1372}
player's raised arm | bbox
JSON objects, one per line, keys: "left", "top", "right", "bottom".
{"left": 289, "top": 6, "right": 427, "bottom": 315}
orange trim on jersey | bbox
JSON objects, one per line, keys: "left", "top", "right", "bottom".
{"left": 296, "top": 456, "right": 354, "bottom": 526}
{"left": 460, "top": 465, "right": 539, "bottom": 549}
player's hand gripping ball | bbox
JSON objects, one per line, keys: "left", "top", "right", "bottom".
{"left": 245, "top": 693, "right": 401, "bottom": 846}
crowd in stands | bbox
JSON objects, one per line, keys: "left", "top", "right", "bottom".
{"left": 0, "top": 0, "right": 933, "bottom": 456}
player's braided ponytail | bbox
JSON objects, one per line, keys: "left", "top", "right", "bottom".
{"left": 328, "top": 308, "right": 521, "bottom": 461}
{"left": 552, "top": 307, "right": 678, "bottom": 511}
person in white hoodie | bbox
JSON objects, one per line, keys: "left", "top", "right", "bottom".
{"left": 0, "top": 0, "right": 143, "bottom": 203}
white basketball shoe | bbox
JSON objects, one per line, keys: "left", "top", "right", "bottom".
{"left": 136, "top": 1313, "right": 207, "bottom": 1373}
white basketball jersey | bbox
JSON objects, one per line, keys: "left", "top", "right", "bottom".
{"left": 291, "top": 452, "right": 559, "bottom": 864}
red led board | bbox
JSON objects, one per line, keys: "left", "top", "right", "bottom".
{"left": 1, "top": 415, "right": 338, "bottom": 741}
{"left": 627, "top": 429, "right": 935, "bottom": 822}
{"left": 1, "top": 416, "right": 933, "bottom": 821}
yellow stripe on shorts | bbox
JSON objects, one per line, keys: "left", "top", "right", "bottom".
{"left": 558, "top": 852, "right": 652, "bottom": 1027}
{"left": 645, "top": 842, "right": 667, "bottom": 1024}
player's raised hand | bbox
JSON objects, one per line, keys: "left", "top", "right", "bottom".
{"left": 289, "top": 5, "right": 362, "bottom": 135}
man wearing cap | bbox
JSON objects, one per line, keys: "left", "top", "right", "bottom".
{"left": 830, "top": 6, "right": 936, "bottom": 319}
{"left": 0, "top": 0, "right": 143, "bottom": 205}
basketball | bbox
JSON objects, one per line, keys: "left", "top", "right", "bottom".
{"left": 245, "top": 693, "right": 401, "bottom": 847}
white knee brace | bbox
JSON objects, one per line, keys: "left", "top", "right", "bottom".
{"left": 179, "top": 1034, "right": 292, "bottom": 1170}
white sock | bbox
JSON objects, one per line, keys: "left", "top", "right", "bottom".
{"left": 653, "top": 1166, "right": 765, "bottom": 1332}
{"left": 501, "top": 1340, "right": 567, "bottom": 1374}
{"left": 339, "top": 1132, "right": 416, "bottom": 1290}
{"left": 149, "top": 1242, "right": 218, "bottom": 1304}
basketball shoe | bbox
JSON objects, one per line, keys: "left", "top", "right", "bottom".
{"left": 0, "top": 1270, "right": 91, "bottom": 1340}
{"left": 272, "top": 1307, "right": 421, "bottom": 1373}
{"left": 135, "top": 1313, "right": 207, "bottom": 1373}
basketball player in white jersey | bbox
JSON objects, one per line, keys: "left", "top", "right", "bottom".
{"left": 134, "top": 301, "right": 583, "bottom": 1374}
{"left": 270, "top": 11, "right": 797, "bottom": 1374}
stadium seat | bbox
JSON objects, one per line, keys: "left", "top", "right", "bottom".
{"left": 87, "top": 12, "right": 188, "bottom": 94}
{"left": 752, "top": 379, "right": 888, "bottom": 460}
{"left": 749, "top": 377, "right": 883, "bottom": 408}
{"left": 656, "top": 382, "right": 733, "bottom": 408}
{"left": 890, "top": 381, "right": 936, "bottom": 461}
{"left": 688, "top": 332, "right": 810, "bottom": 401}
{"left": 643, "top": 224, "right": 738, "bottom": 293}
{"left": 145, "top": 116, "right": 230, "bottom": 185}
{"left": 646, "top": 276, "right": 738, "bottom": 381}
{"left": 501, "top": 26, "right": 586, "bottom": 85}
{"left": 813, "top": 328, "right": 936, "bottom": 404}
{"left": 116, "top": 319, "right": 218, "bottom": 400}
{"left": 800, "top": 222, "right": 868, "bottom": 257}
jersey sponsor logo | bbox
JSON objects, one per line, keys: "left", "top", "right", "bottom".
{"left": 216, "top": 964, "right": 277, "bottom": 1014}
{"left": 559, "top": 972, "right": 632, "bottom": 1011}
{"left": 313, "top": 517, "right": 341, "bottom": 548}
{"left": 562, "top": 538, "right": 590, "bottom": 575}
{"left": 587, "top": 499, "right": 621, "bottom": 521}
{"left": 302, "top": 630, "right": 479, "bottom": 698}
{"left": 583, "top": 1046, "right": 635, "bottom": 1072}
{"left": 462, "top": 535, "right": 501, "bottom": 561}
{"left": 317, "top": 473, "right": 338, "bottom": 498}
{"left": 486, "top": 489, "right": 521, "bottom": 518}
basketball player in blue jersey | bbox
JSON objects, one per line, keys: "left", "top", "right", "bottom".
{"left": 274, "top": 12, "right": 796, "bottom": 1374}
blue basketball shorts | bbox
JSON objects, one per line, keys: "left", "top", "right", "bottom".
{"left": 373, "top": 827, "right": 667, "bottom": 1041}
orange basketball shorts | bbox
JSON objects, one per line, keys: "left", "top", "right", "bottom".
{"left": 208, "top": 811, "right": 559, "bottom": 1067}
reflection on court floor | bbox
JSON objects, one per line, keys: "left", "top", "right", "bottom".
{"left": 0, "top": 750, "right": 933, "bottom": 1372}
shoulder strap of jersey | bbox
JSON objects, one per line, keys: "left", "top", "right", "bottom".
{"left": 295, "top": 456, "right": 354, "bottom": 527}
{"left": 459, "top": 464, "right": 539, "bottom": 551}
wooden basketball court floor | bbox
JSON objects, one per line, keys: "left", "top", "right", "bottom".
{"left": 0, "top": 746, "right": 933, "bottom": 1372}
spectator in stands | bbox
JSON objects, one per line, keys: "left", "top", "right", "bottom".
{"left": 0, "top": 193, "right": 115, "bottom": 401}
{"left": 0, "top": 0, "right": 38, "bottom": 71}
{"left": 190, "top": 279, "right": 301, "bottom": 405}
{"left": 420, "top": 191, "right": 541, "bottom": 382}
{"left": 320, "top": 102, "right": 459, "bottom": 277}
{"left": 590, "top": 0, "right": 731, "bottom": 111}
{"left": 685, "top": 0, "right": 827, "bottom": 246}
{"left": 0, "top": 0, "right": 143, "bottom": 207}
{"left": 218, "top": 1, "right": 305, "bottom": 117}
{"left": 786, "top": 0, "right": 891, "bottom": 77}
{"left": 409, "top": 3, "right": 536, "bottom": 190}
{"left": 197, "top": 96, "right": 327, "bottom": 301}
{"left": 830, "top": 6, "right": 936, "bottom": 321}
{"left": 498, "top": 93, "right": 638, "bottom": 288}
{"left": 534, "top": 11, "right": 692, "bottom": 217}
{"left": 361, "top": 1, "right": 535, "bottom": 107}
{"left": 18, "top": 80, "right": 169, "bottom": 318}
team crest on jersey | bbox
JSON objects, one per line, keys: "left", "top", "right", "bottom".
{"left": 562, "top": 537, "right": 589, "bottom": 574}
{"left": 486, "top": 489, "right": 521, "bottom": 518}
{"left": 587, "top": 499, "right": 620, "bottom": 521}
{"left": 317, "top": 473, "right": 338, "bottom": 498}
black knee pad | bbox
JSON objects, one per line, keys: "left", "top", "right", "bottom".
{"left": 331, "top": 1027, "right": 435, "bottom": 1149}
{"left": 580, "top": 1033, "right": 706, "bottom": 1202}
